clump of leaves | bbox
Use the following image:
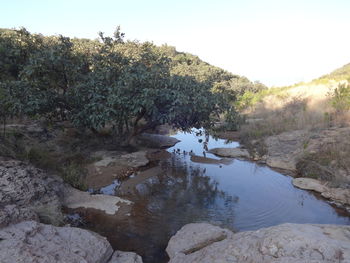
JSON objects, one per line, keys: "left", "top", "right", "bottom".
{"left": 330, "top": 82, "right": 350, "bottom": 112}
{"left": 61, "top": 162, "right": 87, "bottom": 190}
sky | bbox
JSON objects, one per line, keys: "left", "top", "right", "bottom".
{"left": 2, "top": 0, "right": 350, "bottom": 87}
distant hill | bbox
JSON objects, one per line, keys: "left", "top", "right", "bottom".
{"left": 317, "top": 63, "right": 350, "bottom": 82}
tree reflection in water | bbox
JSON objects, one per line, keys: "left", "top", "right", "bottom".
{"left": 82, "top": 153, "right": 239, "bottom": 263}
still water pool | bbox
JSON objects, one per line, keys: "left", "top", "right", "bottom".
{"left": 84, "top": 129, "right": 350, "bottom": 263}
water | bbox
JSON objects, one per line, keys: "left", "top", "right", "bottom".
{"left": 83, "top": 129, "right": 350, "bottom": 263}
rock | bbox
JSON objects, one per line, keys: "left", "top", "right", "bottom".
{"left": 190, "top": 155, "right": 233, "bottom": 165}
{"left": 167, "top": 223, "right": 350, "bottom": 263}
{"left": 136, "top": 133, "right": 180, "bottom": 148}
{"left": 118, "top": 166, "right": 162, "bottom": 196}
{"left": 92, "top": 150, "right": 149, "bottom": 169}
{"left": 0, "top": 220, "right": 113, "bottom": 263}
{"left": 0, "top": 159, "right": 63, "bottom": 227}
{"left": 108, "top": 250, "right": 143, "bottom": 263}
{"left": 86, "top": 150, "right": 149, "bottom": 189}
{"left": 208, "top": 147, "right": 250, "bottom": 158}
{"left": 264, "top": 130, "right": 307, "bottom": 171}
{"left": 292, "top": 178, "right": 328, "bottom": 192}
{"left": 0, "top": 205, "right": 38, "bottom": 228}
{"left": 63, "top": 185, "right": 132, "bottom": 215}
{"left": 293, "top": 177, "right": 350, "bottom": 207}
{"left": 166, "top": 223, "right": 232, "bottom": 259}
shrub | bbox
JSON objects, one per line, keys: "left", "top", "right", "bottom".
{"left": 330, "top": 82, "right": 350, "bottom": 112}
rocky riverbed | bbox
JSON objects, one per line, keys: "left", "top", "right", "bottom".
{"left": 1, "top": 124, "right": 350, "bottom": 263}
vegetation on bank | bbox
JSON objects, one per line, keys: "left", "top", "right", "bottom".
{"left": 235, "top": 61, "right": 350, "bottom": 185}
{"left": 0, "top": 27, "right": 266, "bottom": 140}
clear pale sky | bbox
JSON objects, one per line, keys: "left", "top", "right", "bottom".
{"left": 2, "top": 0, "right": 350, "bottom": 86}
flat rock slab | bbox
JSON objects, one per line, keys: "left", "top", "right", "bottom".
{"left": 166, "top": 223, "right": 232, "bottom": 259}
{"left": 292, "top": 178, "right": 328, "bottom": 192}
{"left": 136, "top": 133, "right": 180, "bottom": 148}
{"left": 167, "top": 223, "right": 350, "bottom": 263}
{"left": 92, "top": 151, "right": 149, "bottom": 169}
{"left": 86, "top": 151, "right": 149, "bottom": 189}
{"left": 63, "top": 185, "right": 132, "bottom": 215}
{"left": 108, "top": 250, "right": 143, "bottom": 263}
{"left": 293, "top": 177, "right": 350, "bottom": 207}
{"left": 208, "top": 147, "right": 250, "bottom": 158}
{"left": 0, "top": 220, "right": 113, "bottom": 263}
{"left": 190, "top": 155, "right": 233, "bottom": 165}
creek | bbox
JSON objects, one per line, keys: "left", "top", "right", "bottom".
{"left": 83, "top": 129, "right": 350, "bottom": 263}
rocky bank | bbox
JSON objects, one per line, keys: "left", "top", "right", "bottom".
{"left": 166, "top": 222, "right": 350, "bottom": 263}
{"left": 242, "top": 126, "right": 350, "bottom": 209}
{"left": 0, "top": 157, "right": 143, "bottom": 262}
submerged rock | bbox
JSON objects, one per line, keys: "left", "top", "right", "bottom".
{"left": 167, "top": 223, "right": 350, "bottom": 263}
{"left": 136, "top": 133, "right": 180, "bottom": 148}
{"left": 208, "top": 147, "right": 250, "bottom": 158}
{"left": 0, "top": 220, "right": 113, "bottom": 263}
{"left": 293, "top": 177, "right": 350, "bottom": 208}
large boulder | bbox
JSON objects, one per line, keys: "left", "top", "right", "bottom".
{"left": 136, "top": 133, "right": 180, "bottom": 148}
{"left": 167, "top": 223, "right": 350, "bottom": 263}
{"left": 0, "top": 158, "right": 63, "bottom": 227}
{"left": 208, "top": 147, "right": 250, "bottom": 158}
{"left": 0, "top": 220, "right": 113, "bottom": 263}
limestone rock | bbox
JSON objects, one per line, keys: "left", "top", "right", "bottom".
{"left": 136, "top": 133, "right": 180, "bottom": 148}
{"left": 292, "top": 178, "right": 328, "bottom": 192}
{"left": 166, "top": 223, "right": 232, "bottom": 259}
{"left": 108, "top": 250, "right": 143, "bottom": 263}
{"left": 0, "top": 220, "right": 113, "bottom": 263}
{"left": 293, "top": 177, "right": 350, "bottom": 207}
{"left": 86, "top": 150, "right": 149, "bottom": 189}
{"left": 167, "top": 223, "right": 350, "bottom": 263}
{"left": 0, "top": 205, "right": 38, "bottom": 228}
{"left": 264, "top": 130, "right": 307, "bottom": 171}
{"left": 63, "top": 185, "right": 132, "bottom": 215}
{"left": 0, "top": 159, "right": 62, "bottom": 206}
{"left": 0, "top": 159, "right": 62, "bottom": 227}
{"left": 208, "top": 147, "right": 250, "bottom": 158}
{"left": 92, "top": 150, "right": 149, "bottom": 169}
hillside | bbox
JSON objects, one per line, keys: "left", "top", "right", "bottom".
{"left": 237, "top": 63, "right": 350, "bottom": 202}
{"left": 319, "top": 63, "right": 350, "bottom": 81}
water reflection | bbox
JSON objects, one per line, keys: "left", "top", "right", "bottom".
{"left": 83, "top": 129, "right": 350, "bottom": 263}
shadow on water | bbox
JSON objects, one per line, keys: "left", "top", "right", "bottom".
{"left": 82, "top": 129, "right": 350, "bottom": 263}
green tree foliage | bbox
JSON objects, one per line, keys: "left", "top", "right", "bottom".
{"left": 330, "top": 82, "right": 350, "bottom": 112}
{"left": 0, "top": 27, "right": 261, "bottom": 139}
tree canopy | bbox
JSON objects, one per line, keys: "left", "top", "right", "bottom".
{"left": 0, "top": 27, "right": 265, "bottom": 138}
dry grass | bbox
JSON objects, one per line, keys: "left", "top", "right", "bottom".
{"left": 297, "top": 132, "right": 350, "bottom": 188}
{"left": 239, "top": 81, "right": 350, "bottom": 174}
{"left": 240, "top": 81, "right": 350, "bottom": 141}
